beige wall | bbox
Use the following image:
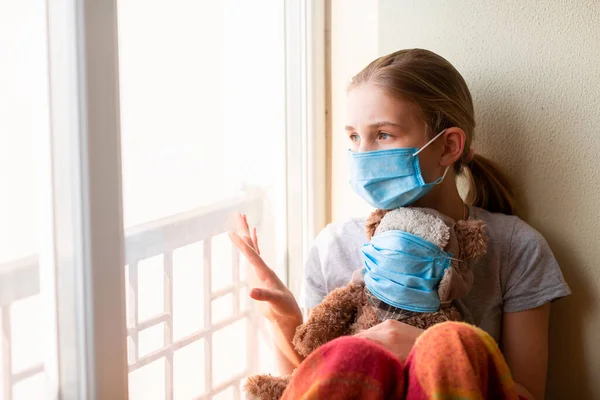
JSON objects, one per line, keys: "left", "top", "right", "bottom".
{"left": 330, "top": 1, "right": 600, "bottom": 398}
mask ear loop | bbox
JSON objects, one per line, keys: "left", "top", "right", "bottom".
{"left": 413, "top": 128, "right": 451, "bottom": 186}
{"left": 437, "top": 166, "right": 450, "bottom": 183}
{"left": 412, "top": 128, "right": 447, "bottom": 157}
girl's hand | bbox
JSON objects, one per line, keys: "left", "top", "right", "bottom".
{"left": 354, "top": 319, "right": 424, "bottom": 361}
{"left": 228, "top": 213, "right": 302, "bottom": 327}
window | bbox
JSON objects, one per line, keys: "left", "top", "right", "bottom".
{"left": 1, "top": 1, "right": 53, "bottom": 399}
{"left": 0, "top": 0, "right": 324, "bottom": 398}
{"left": 117, "top": 1, "right": 288, "bottom": 398}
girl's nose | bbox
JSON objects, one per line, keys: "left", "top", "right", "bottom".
{"left": 358, "top": 142, "right": 376, "bottom": 153}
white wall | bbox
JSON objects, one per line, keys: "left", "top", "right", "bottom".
{"left": 330, "top": 1, "right": 600, "bottom": 398}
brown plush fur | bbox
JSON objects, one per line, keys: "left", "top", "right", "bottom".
{"left": 364, "top": 208, "right": 388, "bottom": 241}
{"left": 244, "top": 374, "right": 292, "bottom": 400}
{"left": 293, "top": 283, "right": 366, "bottom": 357}
{"left": 395, "top": 304, "right": 462, "bottom": 329}
{"left": 244, "top": 208, "right": 487, "bottom": 400}
{"left": 456, "top": 219, "right": 488, "bottom": 259}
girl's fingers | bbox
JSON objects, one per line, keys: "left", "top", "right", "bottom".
{"left": 241, "top": 234, "right": 254, "bottom": 250}
{"left": 241, "top": 213, "right": 252, "bottom": 238}
{"left": 249, "top": 287, "right": 282, "bottom": 302}
{"left": 235, "top": 212, "right": 251, "bottom": 238}
{"left": 249, "top": 288, "right": 294, "bottom": 317}
{"left": 229, "top": 232, "right": 277, "bottom": 282}
{"left": 235, "top": 212, "right": 258, "bottom": 252}
{"left": 252, "top": 227, "right": 260, "bottom": 255}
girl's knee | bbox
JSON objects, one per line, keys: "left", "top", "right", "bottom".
{"left": 284, "top": 335, "right": 406, "bottom": 400}
{"left": 418, "top": 321, "right": 489, "bottom": 344}
{"left": 428, "top": 320, "right": 479, "bottom": 333}
{"left": 412, "top": 321, "right": 499, "bottom": 359}
{"left": 324, "top": 335, "right": 380, "bottom": 352}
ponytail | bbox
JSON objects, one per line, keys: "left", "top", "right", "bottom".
{"left": 465, "top": 154, "right": 517, "bottom": 215}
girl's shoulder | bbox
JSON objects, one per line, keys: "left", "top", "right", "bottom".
{"left": 471, "top": 206, "right": 571, "bottom": 312}
{"left": 315, "top": 208, "right": 554, "bottom": 265}
{"left": 471, "top": 206, "right": 540, "bottom": 247}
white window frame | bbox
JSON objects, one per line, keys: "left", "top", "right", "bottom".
{"left": 0, "top": 1, "right": 325, "bottom": 398}
{"left": 45, "top": 0, "right": 128, "bottom": 398}
{"left": 285, "top": 0, "right": 327, "bottom": 298}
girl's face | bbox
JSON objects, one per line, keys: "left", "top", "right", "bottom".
{"left": 345, "top": 83, "right": 447, "bottom": 184}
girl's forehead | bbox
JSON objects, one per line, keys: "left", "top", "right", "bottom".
{"left": 346, "top": 83, "right": 421, "bottom": 128}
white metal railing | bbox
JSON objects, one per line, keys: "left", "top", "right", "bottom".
{"left": 0, "top": 193, "right": 263, "bottom": 400}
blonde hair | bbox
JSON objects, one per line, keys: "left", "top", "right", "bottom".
{"left": 350, "top": 48, "right": 517, "bottom": 215}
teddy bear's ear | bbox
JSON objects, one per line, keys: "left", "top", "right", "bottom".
{"left": 455, "top": 219, "right": 488, "bottom": 260}
{"left": 364, "top": 209, "right": 388, "bottom": 240}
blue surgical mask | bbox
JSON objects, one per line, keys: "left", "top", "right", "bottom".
{"left": 348, "top": 129, "right": 449, "bottom": 210}
{"left": 362, "top": 230, "right": 452, "bottom": 313}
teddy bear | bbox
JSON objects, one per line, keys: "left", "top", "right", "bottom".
{"left": 244, "top": 207, "right": 488, "bottom": 400}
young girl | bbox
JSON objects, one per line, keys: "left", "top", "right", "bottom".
{"left": 230, "top": 49, "right": 570, "bottom": 400}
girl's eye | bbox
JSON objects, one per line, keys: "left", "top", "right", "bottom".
{"left": 349, "top": 134, "right": 360, "bottom": 142}
{"left": 378, "top": 132, "right": 392, "bottom": 140}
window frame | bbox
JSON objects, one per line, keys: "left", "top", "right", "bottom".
{"left": 45, "top": 0, "right": 128, "bottom": 398}
{"left": 284, "top": 0, "right": 326, "bottom": 298}
{"left": 36, "top": 0, "right": 326, "bottom": 398}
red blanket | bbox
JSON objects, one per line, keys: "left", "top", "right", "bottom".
{"left": 282, "top": 322, "right": 525, "bottom": 400}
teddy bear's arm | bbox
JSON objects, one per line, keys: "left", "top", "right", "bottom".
{"left": 292, "top": 283, "right": 364, "bottom": 357}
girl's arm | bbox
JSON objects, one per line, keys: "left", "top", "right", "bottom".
{"left": 271, "top": 317, "right": 304, "bottom": 374}
{"left": 502, "top": 303, "right": 551, "bottom": 400}
{"left": 273, "top": 308, "right": 314, "bottom": 373}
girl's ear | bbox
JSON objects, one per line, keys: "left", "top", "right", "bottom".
{"left": 364, "top": 209, "right": 388, "bottom": 240}
{"left": 439, "top": 127, "right": 466, "bottom": 167}
{"left": 455, "top": 219, "right": 488, "bottom": 259}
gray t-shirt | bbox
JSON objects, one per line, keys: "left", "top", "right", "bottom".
{"left": 299, "top": 206, "right": 571, "bottom": 343}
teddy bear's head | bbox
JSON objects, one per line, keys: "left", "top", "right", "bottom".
{"left": 365, "top": 207, "right": 487, "bottom": 261}
{"left": 364, "top": 207, "right": 487, "bottom": 304}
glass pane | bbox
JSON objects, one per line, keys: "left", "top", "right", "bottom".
{"left": 173, "top": 339, "right": 205, "bottom": 399}
{"left": 239, "top": 252, "right": 248, "bottom": 283}
{"left": 0, "top": 1, "right": 55, "bottom": 398}
{"left": 138, "top": 322, "right": 165, "bottom": 359}
{"left": 212, "top": 234, "right": 234, "bottom": 292}
{"left": 129, "top": 358, "right": 166, "bottom": 400}
{"left": 10, "top": 296, "right": 41, "bottom": 373}
{"left": 173, "top": 242, "right": 204, "bottom": 341}
{"left": 239, "top": 286, "right": 250, "bottom": 312}
{"left": 12, "top": 373, "right": 44, "bottom": 400}
{"left": 0, "top": 1, "right": 48, "bottom": 263}
{"left": 0, "top": 323, "right": 2, "bottom": 396}
{"left": 118, "top": 1, "right": 233, "bottom": 228}
{"left": 137, "top": 255, "right": 165, "bottom": 321}
{"left": 258, "top": 322, "right": 277, "bottom": 375}
{"left": 213, "top": 385, "right": 235, "bottom": 400}
{"left": 212, "top": 319, "right": 247, "bottom": 387}
{"left": 117, "top": 0, "right": 287, "bottom": 395}
{"left": 212, "top": 293, "right": 234, "bottom": 325}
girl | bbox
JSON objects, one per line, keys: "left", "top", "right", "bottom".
{"left": 230, "top": 49, "right": 570, "bottom": 400}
